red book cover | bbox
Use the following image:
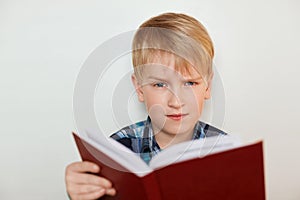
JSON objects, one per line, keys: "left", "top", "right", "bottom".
{"left": 73, "top": 132, "right": 265, "bottom": 200}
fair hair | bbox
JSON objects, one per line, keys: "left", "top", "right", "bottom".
{"left": 132, "top": 12, "right": 214, "bottom": 83}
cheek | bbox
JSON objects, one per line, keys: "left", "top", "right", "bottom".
{"left": 185, "top": 89, "right": 206, "bottom": 112}
{"left": 143, "top": 89, "right": 166, "bottom": 107}
{"left": 148, "top": 104, "right": 166, "bottom": 129}
{"left": 144, "top": 93, "right": 166, "bottom": 113}
{"left": 143, "top": 93, "right": 167, "bottom": 131}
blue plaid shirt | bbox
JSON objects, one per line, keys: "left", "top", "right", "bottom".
{"left": 110, "top": 116, "right": 226, "bottom": 164}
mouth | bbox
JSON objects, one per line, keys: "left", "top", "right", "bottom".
{"left": 166, "top": 114, "right": 188, "bottom": 121}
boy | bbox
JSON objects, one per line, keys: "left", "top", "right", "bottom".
{"left": 65, "top": 12, "right": 225, "bottom": 200}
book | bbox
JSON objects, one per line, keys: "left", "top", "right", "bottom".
{"left": 73, "top": 130, "right": 265, "bottom": 200}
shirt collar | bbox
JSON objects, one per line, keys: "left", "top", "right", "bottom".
{"left": 142, "top": 116, "right": 206, "bottom": 150}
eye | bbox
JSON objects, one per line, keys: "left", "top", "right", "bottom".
{"left": 184, "top": 81, "right": 198, "bottom": 86}
{"left": 153, "top": 82, "right": 167, "bottom": 88}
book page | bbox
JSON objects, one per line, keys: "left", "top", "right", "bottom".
{"left": 79, "top": 129, "right": 153, "bottom": 177}
{"left": 149, "top": 135, "right": 242, "bottom": 169}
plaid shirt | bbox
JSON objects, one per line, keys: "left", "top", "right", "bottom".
{"left": 110, "top": 116, "right": 226, "bottom": 164}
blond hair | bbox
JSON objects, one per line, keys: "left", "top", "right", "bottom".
{"left": 132, "top": 12, "right": 214, "bottom": 83}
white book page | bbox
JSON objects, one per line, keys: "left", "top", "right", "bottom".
{"left": 149, "top": 135, "right": 243, "bottom": 170}
{"left": 81, "top": 130, "right": 152, "bottom": 177}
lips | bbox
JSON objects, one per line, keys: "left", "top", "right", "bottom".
{"left": 166, "top": 114, "right": 188, "bottom": 121}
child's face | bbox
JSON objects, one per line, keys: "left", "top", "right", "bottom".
{"left": 132, "top": 54, "right": 211, "bottom": 140}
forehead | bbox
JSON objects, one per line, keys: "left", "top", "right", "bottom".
{"left": 143, "top": 51, "right": 201, "bottom": 79}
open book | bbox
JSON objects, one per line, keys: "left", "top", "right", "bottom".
{"left": 73, "top": 130, "right": 265, "bottom": 200}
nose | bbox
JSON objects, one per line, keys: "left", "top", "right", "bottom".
{"left": 167, "top": 89, "right": 185, "bottom": 109}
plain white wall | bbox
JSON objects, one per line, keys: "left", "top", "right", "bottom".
{"left": 0, "top": 0, "right": 299, "bottom": 199}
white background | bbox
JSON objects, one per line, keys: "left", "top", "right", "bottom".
{"left": 1, "top": 0, "right": 300, "bottom": 199}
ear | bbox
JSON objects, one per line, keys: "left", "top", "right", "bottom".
{"left": 204, "top": 72, "right": 213, "bottom": 100}
{"left": 131, "top": 74, "right": 145, "bottom": 102}
{"left": 204, "top": 86, "right": 211, "bottom": 99}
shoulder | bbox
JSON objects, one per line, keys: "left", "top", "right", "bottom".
{"left": 110, "top": 120, "right": 148, "bottom": 151}
{"left": 197, "top": 121, "right": 227, "bottom": 137}
{"left": 110, "top": 120, "right": 147, "bottom": 140}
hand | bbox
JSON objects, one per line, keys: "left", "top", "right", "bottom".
{"left": 65, "top": 161, "right": 116, "bottom": 200}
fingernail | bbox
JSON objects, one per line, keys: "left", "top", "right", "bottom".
{"left": 94, "top": 165, "right": 99, "bottom": 170}
{"left": 105, "top": 188, "right": 115, "bottom": 196}
{"left": 99, "top": 188, "right": 105, "bottom": 193}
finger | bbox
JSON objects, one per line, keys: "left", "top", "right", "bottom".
{"left": 106, "top": 188, "right": 117, "bottom": 196}
{"left": 72, "top": 189, "right": 106, "bottom": 200}
{"left": 68, "top": 173, "right": 113, "bottom": 188}
{"left": 66, "top": 161, "right": 100, "bottom": 174}
{"left": 69, "top": 184, "right": 104, "bottom": 195}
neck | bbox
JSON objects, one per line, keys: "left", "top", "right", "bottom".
{"left": 154, "top": 128, "right": 194, "bottom": 149}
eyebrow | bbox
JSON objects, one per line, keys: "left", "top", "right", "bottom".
{"left": 183, "top": 76, "right": 203, "bottom": 81}
{"left": 146, "top": 76, "right": 167, "bottom": 81}
{"left": 145, "top": 76, "right": 203, "bottom": 84}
